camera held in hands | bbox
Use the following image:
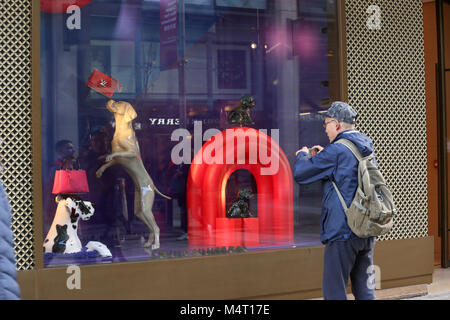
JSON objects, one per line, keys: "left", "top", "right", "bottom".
{"left": 308, "top": 147, "right": 319, "bottom": 156}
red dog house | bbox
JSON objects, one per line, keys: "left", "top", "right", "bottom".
{"left": 187, "top": 127, "right": 294, "bottom": 249}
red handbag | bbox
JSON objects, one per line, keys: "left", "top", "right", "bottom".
{"left": 52, "top": 159, "right": 89, "bottom": 194}
{"left": 86, "top": 69, "right": 123, "bottom": 98}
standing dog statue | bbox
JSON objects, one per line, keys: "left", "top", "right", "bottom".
{"left": 96, "top": 99, "right": 171, "bottom": 250}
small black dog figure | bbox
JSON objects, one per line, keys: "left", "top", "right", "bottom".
{"left": 227, "top": 189, "right": 254, "bottom": 218}
{"left": 227, "top": 96, "right": 255, "bottom": 125}
{"left": 52, "top": 224, "right": 69, "bottom": 253}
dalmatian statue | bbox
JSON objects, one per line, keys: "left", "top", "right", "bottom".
{"left": 44, "top": 195, "right": 111, "bottom": 257}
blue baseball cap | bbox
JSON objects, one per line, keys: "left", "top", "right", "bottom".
{"left": 324, "top": 101, "right": 357, "bottom": 124}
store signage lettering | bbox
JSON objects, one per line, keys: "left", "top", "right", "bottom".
{"left": 151, "top": 245, "right": 248, "bottom": 259}
{"left": 149, "top": 118, "right": 180, "bottom": 126}
{"left": 148, "top": 118, "right": 221, "bottom": 126}
{"left": 66, "top": 5, "right": 81, "bottom": 30}
{"left": 160, "top": 0, "right": 178, "bottom": 70}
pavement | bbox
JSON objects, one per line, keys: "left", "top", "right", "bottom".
{"left": 377, "top": 267, "right": 450, "bottom": 300}
{"left": 310, "top": 267, "right": 450, "bottom": 300}
{"left": 402, "top": 267, "right": 450, "bottom": 300}
{"left": 405, "top": 291, "right": 450, "bottom": 300}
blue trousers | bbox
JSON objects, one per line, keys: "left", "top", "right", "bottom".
{"left": 323, "top": 237, "right": 376, "bottom": 300}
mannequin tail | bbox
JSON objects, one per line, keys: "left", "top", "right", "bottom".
{"left": 154, "top": 185, "right": 172, "bottom": 200}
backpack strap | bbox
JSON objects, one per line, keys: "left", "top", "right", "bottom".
{"left": 332, "top": 138, "right": 371, "bottom": 212}
{"left": 334, "top": 138, "right": 374, "bottom": 162}
{"left": 333, "top": 181, "right": 368, "bottom": 214}
{"left": 332, "top": 181, "right": 348, "bottom": 211}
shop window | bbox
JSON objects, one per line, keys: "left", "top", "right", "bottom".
{"left": 40, "top": 0, "right": 341, "bottom": 267}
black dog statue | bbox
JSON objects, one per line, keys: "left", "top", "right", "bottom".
{"left": 52, "top": 224, "right": 69, "bottom": 253}
{"left": 227, "top": 96, "right": 255, "bottom": 125}
{"left": 227, "top": 189, "right": 254, "bottom": 218}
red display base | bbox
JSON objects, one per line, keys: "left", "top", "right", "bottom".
{"left": 243, "top": 218, "right": 259, "bottom": 247}
{"left": 216, "top": 218, "right": 242, "bottom": 247}
{"left": 215, "top": 217, "right": 260, "bottom": 248}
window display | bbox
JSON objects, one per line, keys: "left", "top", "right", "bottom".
{"left": 41, "top": 0, "right": 341, "bottom": 267}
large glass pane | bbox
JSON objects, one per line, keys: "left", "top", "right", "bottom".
{"left": 41, "top": 0, "right": 340, "bottom": 267}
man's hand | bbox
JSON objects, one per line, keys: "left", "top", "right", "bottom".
{"left": 311, "top": 145, "right": 324, "bottom": 153}
{"left": 295, "top": 146, "right": 309, "bottom": 156}
{"left": 295, "top": 145, "right": 324, "bottom": 156}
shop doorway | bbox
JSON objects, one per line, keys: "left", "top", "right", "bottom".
{"left": 437, "top": 0, "right": 450, "bottom": 267}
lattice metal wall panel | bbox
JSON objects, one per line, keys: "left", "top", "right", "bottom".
{"left": 345, "top": 0, "right": 428, "bottom": 240}
{"left": 0, "top": 1, "right": 34, "bottom": 270}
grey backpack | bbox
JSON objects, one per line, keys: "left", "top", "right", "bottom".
{"left": 332, "top": 138, "right": 396, "bottom": 238}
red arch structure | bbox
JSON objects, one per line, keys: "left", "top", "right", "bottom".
{"left": 187, "top": 127, "right": 294, "bottom": 249}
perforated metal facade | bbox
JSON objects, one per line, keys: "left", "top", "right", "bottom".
{"left": 345, "top": 0, "right": 428, "bottom": 240}
{"left": 0, "top": 1, "right": 34, "bottom": 270}
{"left": 0, "top": 0, "right": 429, "bottom": 270}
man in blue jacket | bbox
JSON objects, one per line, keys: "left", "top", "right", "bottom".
{"left": 294, "top": 101, "right": 376, "bottom": 300}
{"left": 0, "top": 180, "right": 21, "bottom": 300}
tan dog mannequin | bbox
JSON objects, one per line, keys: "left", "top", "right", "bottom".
{"left": 96, "top": 99, "right": 171, "bottom": 250}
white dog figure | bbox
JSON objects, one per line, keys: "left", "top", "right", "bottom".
{"left": 44, "top": 195, "right": 95, "bottom": 254}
